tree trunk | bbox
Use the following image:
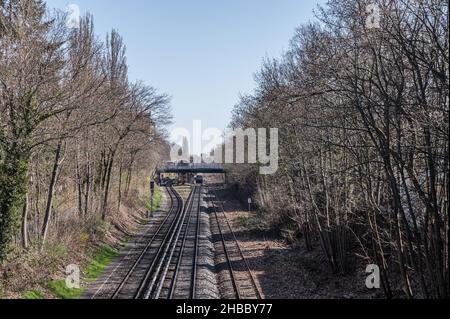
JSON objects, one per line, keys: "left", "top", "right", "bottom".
{"left": 41, "top": 140, "right": 64, "bottom": 247}
{"left": 84, "top": 156, "right": 91, "bottom": 219}
{"left": 34, "top": 170, "right": 42, "bottom": 241}
{"left": 118, "top": 154, "right": 124, "bottom": 211}
{"left": 76, "top": 154, "right": 84, "bottom": 218}
{"left": 101, "top": 149, "right": 116, "bottom": 220}
{"left": 21, "top": 192, "right": 29, "bottom": 249}
{"left": 0, "top": 149, "right": 30, "bottom": 260}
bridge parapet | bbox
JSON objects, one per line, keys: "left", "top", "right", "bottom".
{"left": 156, "top": 163, "right": 226, "bottom": 174}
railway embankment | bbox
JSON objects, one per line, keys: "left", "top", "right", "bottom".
{"left": 214, "top": 187, "right": 382, "bottom": 299}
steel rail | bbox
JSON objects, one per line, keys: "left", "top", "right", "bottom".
{"left": 157, "top": 186, "right": 199, "bottom": 299}
{"left": 133, "top": 186, "right": 185, "bottom": 298}
{"left": 111, "top": 186, "right": 177, "bottom": 299}
{"left": 140, "top": 187, "right": 193, "bottom": 299}
{"left": 213, "top": 189, "right": 263, "bottom": 299}
{"left": 168, "top": 186, "right": 200, "bottom": 299}
{"left": 211, "top": 196, "right": 241, "bottom": 299}
{"left": 190, "top": 185, "right": 202, "bottom": 299}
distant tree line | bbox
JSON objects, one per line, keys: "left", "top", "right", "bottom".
{"left": 0, "top": 0, "right": 171, "bottom": 260}
{"left": 228, "top": 0, "right": 448, "bottom": 298}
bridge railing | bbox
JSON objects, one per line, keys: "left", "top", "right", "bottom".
{"left": 158, "top": 163, "right": 224, "bottom": 171}
{"left": 157, "top": 163, "right": 224, "bottom": 172}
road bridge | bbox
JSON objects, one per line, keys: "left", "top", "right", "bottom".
{"left": 157, "top": 163, "right": 226, "bottom": 174}
{"left": 156, "top": 163, "right": 227, "bottom": 184}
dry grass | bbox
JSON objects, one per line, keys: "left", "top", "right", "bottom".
{"left": 0, "top": 176, "right": 154, "bottom": 299}
{"left": 218, "top": 188, "right": 383, "bottom": 299}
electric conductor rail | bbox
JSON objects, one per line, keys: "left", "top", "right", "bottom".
{"left": 111, "top": 186, "right": 183, "bottom": 299}
{"left": 135, "top": 185, "right": 204, "bottom": 299}
{"left": 136, "top": 187, "right": 190, "bottom": 299}
{"left": 166, "top": 185, "right": 202, "bottom": 299}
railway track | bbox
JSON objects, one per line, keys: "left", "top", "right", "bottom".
{"left": 110, "top": 185, "right": 202, "bottom": 299}
{"left": 88, "top": 187, "right": 176, "bottom": 299}
{"left": 89, "top": 182, "right": 262, "bottom": 300}
{"left": 159, "top": 185, "right": 202, "bottom": 299}
{"left": 110, "top": 186, "right": 183, "bottom": 299}
{"left": 210, "top": 187, "right": 262, "bottom": 300}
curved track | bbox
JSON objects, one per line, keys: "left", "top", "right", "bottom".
{"left": 109, "top": 185, "right": 203, "bottom": 299}
{"left": 88, "top": 183, "right": 261, "bottom": 300}
{"left": 111, "top": 186, "right": 184, "bottom": 299}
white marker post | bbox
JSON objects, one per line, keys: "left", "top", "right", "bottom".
{"left": 150, "top": 181, "right": 155, "bottom": 219}
{"left": 248, "top": 198, "right": 252, "bottom": 213}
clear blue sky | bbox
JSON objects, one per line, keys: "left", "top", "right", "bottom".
{"left": 45, "top": 0, "right": 325, "bottom": 135}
